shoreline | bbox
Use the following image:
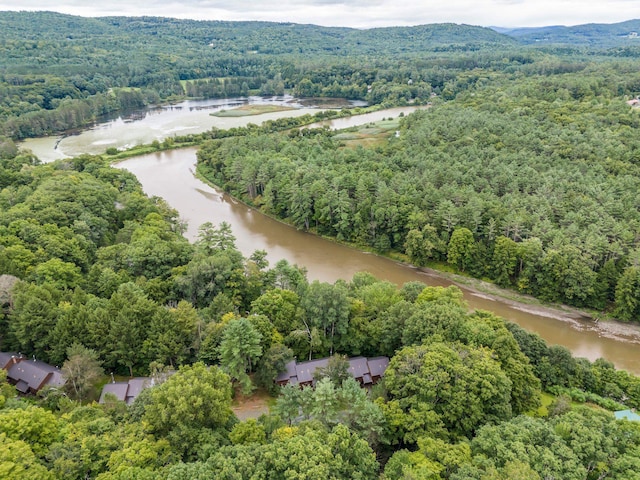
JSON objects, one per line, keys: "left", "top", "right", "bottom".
{"left": 415, "top": 266, "right": 640, "bottom": 345}
{"left": 193, "top": 163, "right": 640, "bottom": 347}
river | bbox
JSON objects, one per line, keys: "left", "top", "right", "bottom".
{"left": 117, "top": 147, "right": 640, "bottom": 374}
{"left": 20, "top": 97, "right": 640, "bottom": 374}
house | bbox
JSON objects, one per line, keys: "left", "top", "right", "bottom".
{"left": 0, "top": 351, "right": 21, "bottom": 371}
{"left": 5, "top": 357, "right": 65, "bottom": 394}
{"left": 99, "top": 371, "right": 174, "bottom": 405}
{"left": 99, "top": 377, "right": 153, "bottom": 405}
{"left": 99, "top": 382, "right": 130, "bottom": 403}
{"left": 276, "top": 355, "right": 390, "bottom": 387}
{"left": 366, "top": 356, "right": 390, "bottom": 383}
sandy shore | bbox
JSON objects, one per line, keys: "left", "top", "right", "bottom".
{"left": 418, "top": 267, "right": 640, "bottom": 346}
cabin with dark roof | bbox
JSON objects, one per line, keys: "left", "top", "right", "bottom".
{"left": 99, "top": 373, "right": 172, "bottom": 405}
{"left": 366, "top": 356, "right": 390, "bottom": 382}
{"left": 0, "top": 352, "right": 22, "bottom": 371}
{"left": 99, "top": 382, "right": 129, "bottom": 403}
{"left": 5, "top": 357, "right": 65, "bottom": 394}
{"left": 99, "top": 378, "right": 152, "bottom": 405}
{"left": 276, "top": 355, "right": 390, "bottom": 387}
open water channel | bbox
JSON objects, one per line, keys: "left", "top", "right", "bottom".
{"left": 21, "top": 96, "right": 640, "bottom": 374}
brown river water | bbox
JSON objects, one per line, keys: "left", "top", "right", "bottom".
{"left": 20, "top": 97, "right": 640, "bottom": 374}
{"left": 117, "top": 148, "right": 640, "bottom": 374}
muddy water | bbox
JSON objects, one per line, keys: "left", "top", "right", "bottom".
{"left": 20, "top": 95, "right": 367, "bottom": 163}
{"left": 117, "top": 148, "right": 640, "bottom": 374}
{"left": 22, "top": 97, "right": 640, "bottom": 374}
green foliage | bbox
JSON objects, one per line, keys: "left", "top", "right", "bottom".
{"left": 0, "top": 433, "right": 55, "bottom": 480}
{"left": 229, "top": 419, "right": 267, "bottom": 445}
{"left": 452, "top": 408, "right": 640, "bottom": 480}
{"left": 254, "top": 343, "right": 294, "bottom": 393}
{"left": 143, "top": 362, "right": 233, "bottom": 437}
{"left": 300, "top": 280, "right": 350, "bottom": 357}
{"left": 447, "top": 227, "right": 475, "bottom": 272}
{"left": 314, "top": 354, "right": 351, "bottom": 386}
{"left": 62, "top": 343, "right": 104, "bottom": 401}
{"left": 0, "top": 406, "right": 59, "bottom": 456}
{"left": 615, "top": 266, "right": 640, "bottom": 321}
{"left": 384, "top": 342, "right": 513, "bottom": 441}
{"left": 205, "top": 423, "right": 379, "bottom": 480}
{"left": 275, "top": 378, "right": 385, "bottom": 446}
{"left": 218, "top": 317, "right": 263, "bottom": 394}
{"left": 197, "top": 65, "right": 640, "bottom": 315}
{"left": 3, "top": 13, "right": 640, "bottom": 478}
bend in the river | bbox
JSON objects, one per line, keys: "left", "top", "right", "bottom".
{"left": 21, "top": 96, "right": 640, "bottom": 374}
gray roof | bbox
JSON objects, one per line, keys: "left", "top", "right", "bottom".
{"left": 367, "top": 357, "right": 390, "bottom": 378}
{"left": 99, "top": 383, "right": 129, "bottom": 403}
{"left": 348, "top": 357, "right": 370, "bottom": 378}
{"left": 276, "top": 360, "right": 298, "bottom": 384}
{"left": 125, "top": 378, "right": 151, "bottom": 404}
{"left": 15, "top": 380, "right": 29, "bottom": 393}
{"left": 276, "top": 355, "right": 390, "bottom": 387}
{"left": 295, "top": 358, "right": 329, "bottom": 384}
{"left": 7, "top": 359, "right": 65, "bottom": 393}
{"left": 98, "top": 374, "right": 172, "bottom": 405}
{"left": 0, "top": 351, "right": 20, "bottom": 370}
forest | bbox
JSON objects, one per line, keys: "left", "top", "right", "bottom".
{"left": 1, "top": 10, "right": 640, "bottom": 479}
{"left": 1, "top": 148, "right": 640, "bottom": 479}
{"left": 197, "top": 61, "right": 640, "bottom": 318}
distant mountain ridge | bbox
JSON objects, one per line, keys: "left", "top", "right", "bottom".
{"left": 0, "top": 11, "right": 515, "bottom": 57}
{"left": 495, "top": 19, "right": 640, "bottom": 47}
{"left": 2, "top": 10, "right": 640, "bottom": 59}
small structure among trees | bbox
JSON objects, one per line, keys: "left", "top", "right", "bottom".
{"left": 275, "top": 355, "right": 389, "bottom": 387}
{"left": 99, "top": 370, "right": 174, "bottom": 405}
{"left": 0, "top": 352, "right": 65, "bottom": 394}
{"left": 99, "top": 377, "right": 152, "bottom": 405}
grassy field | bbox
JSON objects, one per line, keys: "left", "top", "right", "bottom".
{"left": 212, "top": 104, "right": 296, "bottom": 117}
{"left": 334, "top": 118, "right": 402, "bottom": 148}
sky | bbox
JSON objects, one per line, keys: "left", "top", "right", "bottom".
{"left": 1, "top": 0, "right": 640, "bottom": 29}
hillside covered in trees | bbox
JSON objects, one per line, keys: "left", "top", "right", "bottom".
{"left": 2, "top": 10, "right": 640, "bottom": 479}
{"left": 0, "top": 11, "right": 515, "bottom": 139}
{"left": 1, "top": 149, "right": 640, "bottom": 479}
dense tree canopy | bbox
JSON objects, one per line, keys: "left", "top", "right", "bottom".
{"left": 2, "top": 11, "right": 640, "bottom": 479}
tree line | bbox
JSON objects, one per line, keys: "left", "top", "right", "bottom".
{"left": 5, "top": 11, "right": 640, "bottom": 141}
{"left": 196, "top": 62, "right": 640, "bottom": 320}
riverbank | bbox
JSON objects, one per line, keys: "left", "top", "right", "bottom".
{"left": 414, "top": 264, "right": 640, "bottom": 344}
{"left": 193, "top": 160, "right": 640, "bottom": 347}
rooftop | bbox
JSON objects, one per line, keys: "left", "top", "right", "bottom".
{"left": 276, "top": 355, "right": 390, "bottom": 387}
{"left": 5, "top": 357, "right": 65, "bottom": 393}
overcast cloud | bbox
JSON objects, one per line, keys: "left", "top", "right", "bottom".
{"left": 1, "top": 0, "right": 640, "bottom": 28}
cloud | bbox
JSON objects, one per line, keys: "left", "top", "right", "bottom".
{"left": 1, "top": 0, "right": 639, "bottom": 28}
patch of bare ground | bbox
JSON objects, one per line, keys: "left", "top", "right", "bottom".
{"left": 231, "top": 387, "right": 273, "bottom": 420}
